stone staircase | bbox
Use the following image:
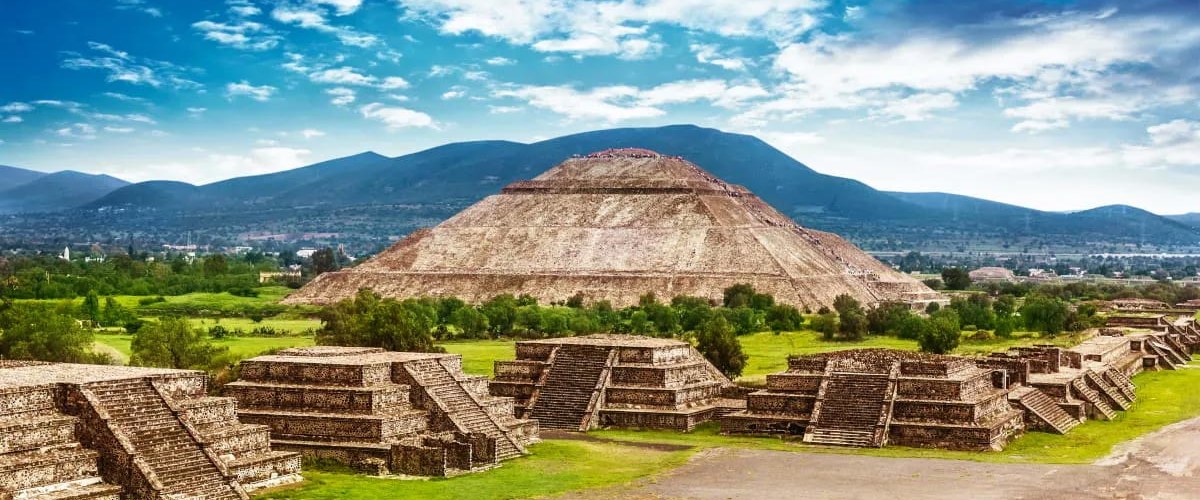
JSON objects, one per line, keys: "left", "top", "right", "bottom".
{"left": 1084, "top": 370, "right": 1132, "bottom": 411}
{"left": 84, "top": 379, "right": 245, "bottom": 500}
{"left": 1102, "top": 368, "right": 1136, "bottom": 403}
{"left": 0, "top": 405, "right": 123, "bottom": 500}
{"left": 1012, "top": 387, "right": 1080, "bottom": 434}
{"left": 1070, "top": 378, "right": 1116, "bottom": 420}
{"left": 403, "top": 359, "right": 524, "bottom": 461}
{"left": 1148, "top": 338, "right": 1187, "bottom": 368}
{"left": 529, "top": 345, "right": 615, "bottom": 431}
{"left": 805, "top": 372, "right": 892, "bottom": 447}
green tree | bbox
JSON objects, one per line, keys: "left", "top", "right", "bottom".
{"left": 100, "top": 297, "right": 135, "bottom": 327}
{"left": 918, "top": 309, "right": 961, "bottom": 354}
{"left": 838, "top": 309, "right": 868, "bottom": 341}
{"left": 866, "top": 302, "right": 911, "bottom": 335}
{"left": 765, "top": 304, "right": 804, "bottom": 331}
{"left": 1020, "top": 295, "right": 1069, "bottom": 335}
{"left": 130, "top": 317, "right": 228, "bottom": 369}
{"left": 449, "top": 306, "right": 490, "bottom": 339}
{"left": 994, "top": 294, "right": 1017, "bottom": 318}
{"left": 80, "top": 290, "right": 101, "bottom": 324}
{"left": 202, "top": 254, "right": 229, "bottom": 277}
{"left": 696, "top": 315, "right": 748, "bottom": 379}
{"left": 316, "top": 290, "right": 443, "bottom": 352}
{"left": 941, "top": 267, "right": 972, "bottom": 290}
{"left": 481, "top": 294, "right": 519, "bottom": 335}
{"left": 812, "top": 313, "right": 838, "bottom": 340}
{"left": 722, "top": 284, "right": 756, "bottom": 308}
{"left": 0, "top": 303, "right": 99, "bottom": 363}
{"left": 311, "top": 248, "right": 338, "bottom": 275}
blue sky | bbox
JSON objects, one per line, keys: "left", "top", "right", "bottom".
{"left": 1, "top": 0, "right": 1198, "bottom": 213}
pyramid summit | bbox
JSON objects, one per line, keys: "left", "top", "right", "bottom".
{"left": 284, "top": 149, "right": 943, "bottom": 309}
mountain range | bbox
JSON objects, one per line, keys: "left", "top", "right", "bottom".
{"left": 1, "top": 125, "right": 1197, "bottom": 246}
{"left": 0, "top": 168, "right": 129, "bottom": 214}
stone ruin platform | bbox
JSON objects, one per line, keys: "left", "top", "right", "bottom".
{"left": 721, "top": 349, "right": 1026, "bottom": 451}
{"left": 0, "top": 361, "right": 300, "bottom": 500}
{"left": 228, "top": 346, "right": 538, "bottom": 477}
{"left": 489, "top": 334, "right": 741, "bottom": 432}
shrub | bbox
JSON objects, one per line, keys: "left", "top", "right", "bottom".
{"left": 812, "top": 313, "right": 838, "bottom": 340}
{"left": 695, "top": 315, "right": 748, "bottom": 379}
{"left": 919, "top": 310, "right": 961, "bottom": 354}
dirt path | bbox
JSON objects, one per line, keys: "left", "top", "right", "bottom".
{"left": 560, "top": 417, "right": 1200, "bottom": 500}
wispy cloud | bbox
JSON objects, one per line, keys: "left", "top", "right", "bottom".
{"left": 272, "top": 4, "right": 379, "bottom": 47}
{"left": 61, "top": 42, "right": 201, "bottom": 90}
{"left": 359, "top": 103, "right": 436, "bottom": 129}
{"left": 192, "top": 20, "right": 281, "bottom": 51}
{"left": 225, "top": 81, "right": 276, "bottom": 101}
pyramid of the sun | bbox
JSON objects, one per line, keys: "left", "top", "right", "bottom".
{"left": 285, "top": 148, "right": 943, "bottom": 310}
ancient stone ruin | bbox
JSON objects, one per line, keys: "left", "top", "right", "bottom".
{"left": 721, "top": 349, "right": 1025, "bottom": 450}
{"left": 488, "top": 334, "right": 740, "bottom": 431}
{"left": 228, "top": 346, "right": 537, "bottom": 477}
{"left": 0, "top": 361, "right": 299, "bottom": 500}
{"left": 724, "top": 321, "right": 1196, "bottom": 451}
{"left": 284, "top": 148, "right": 943, "bottom": 311}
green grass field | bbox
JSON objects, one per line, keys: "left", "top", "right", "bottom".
{"left": 94, "top": 332, "right": 314, "bottom": 364}
{"left": 187, "top": 317, "right": 321, "bottom": 334}
{"left": 257, "top": 362, "right": 1200, "bottom": 499}
{"left": 36, "top": 286, "right": 297, "bottom": 310}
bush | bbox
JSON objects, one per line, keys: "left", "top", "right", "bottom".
{"left": 208, "top": 325, "right": 230, "bottom": 339}
{"left": 918, "top": 310, "right": 961, "bottom": 354}
{"left": 812, "top": 313, "right": 838, "bottom": 340}
{"left": 228, "top": 287, "right": 259, "bottom": 298}
{"left": 249, "top": 313, "right": 265, "bottom": 323}
{"left": 695, "top": 315, "right": 748, "bottom": 379}
{"left": 138, "top": 296, "right": 167, "bottom": 306}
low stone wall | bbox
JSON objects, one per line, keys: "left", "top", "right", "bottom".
{"left": 888, "top": 413, "right": 1023, "bottom": 451}
{"left": 239, "top": 411, "right": 427, "bottom": 442}
{"left": 746, "top": 392, "right": 815, "bottom": 414}
{"left": 225, "top": 384, "right": 408, "bottom": 414}
{"left": 239, "top": 360, "right": 391, "bottom": 387}
{"left": 764, "top": 373, "right": 822, "bottom": 392}
{"left": 605, "top": 384, "right": 722, "bottom": 409}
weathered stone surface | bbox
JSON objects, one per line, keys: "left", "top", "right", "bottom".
{"left": 285, "top": 149, "right": 943, "bottom": 310}
{"left": 0, "top": 362, "right": 302, "bottom": 498}
{"left": 229, "top": 346, "right": 536, "bottom": 477}
{"left": 491, "top": 334, "right": 739, "bottom": 432}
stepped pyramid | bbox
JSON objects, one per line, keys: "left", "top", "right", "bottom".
{"left": 228, "top": 346, "right": 537, "bottom": 477}
{"left": 0, "top": 361, "right": 300, "bottom": 500}
{"left": 489, "top": 334, "right": 741, "bottom": 431}
{"left": 721, "top": 349, "right": 1026, "bottom": 451}
{"left": 285, "top": 148, "right": 943, "bottom": 310}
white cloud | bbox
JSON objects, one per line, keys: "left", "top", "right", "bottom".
{"left": 309, "top": 66, "right": 376, "bottom": 86}
{"left": 485, "top": 56, "right": 515, "bottom": 66}
{"left": 689, "top": 43, "right": 747, "bottom": 71}
{"left": 225, "top": 81, "right": 276, "bottom": 101}
{"left": 191, "top": 20, "right": 281, "bottom": 51}
{"left": 494, "top": 85, "right": 663, "bottom": 122}
{"left": 55, "top": 123, "right": 97, "bottom": 139}
{"left": 326, "top": 87, "right": 356, "bottom": 106}
{"left": 441, "top": 89, "right": 466, "bottom": 100}
{"left": 272, "top": 5, "right": 379, "bottom": 47}
{"left": 62, "top": 42, "right": 201, "bottom": 90}
{"left": 379, "top": 76, "right": 410, "bottom": 90}
{"left": 873, "top": 92, "right": 958, "bottom": 122}
{"left": 114, "top": 0, "right": 161, "bottom": 17}
{"left": 314, "top": 0, "right": 363, "bottom": 15}
{"left": 400, "top": 0, "right": 821, "bottom": 58}
{"left": 187, "top": 107, "right": 207, "bottom": 116}
{"left": 495, "top": 79, "right": 768, "bottom": 122}
{"left": 300, "top": 128, "right": 326, "bottom": 139}
{"left": 359, "top": 103, "right": 436, "bottom": 129}
{"left": 1004, "top": 96, "right": 1141, "bottom": 133}
{"left": 103, "top": 126, "right": 135, "bottom": 133}
{"left": 2, "top": 116, "right": 22, "bottom": 123}
{"left": 0, "top": 102, "right": 33, "bottom": 113}
{"left": 488, "top": 105, "right": 522, "bottom": 114}
{"left": 101, "top": 92, "right": 150, "bottom": 104}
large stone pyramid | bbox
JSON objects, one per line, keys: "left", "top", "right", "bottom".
{"left": 285, "top": 148, "right": 942, "bottom": 309}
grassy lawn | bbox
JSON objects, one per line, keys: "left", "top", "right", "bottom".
{"left": 188, "top": 317, "right": 320, "bottom": 334}
{"left": 32, "top": 286, "right": 298, "bottom": 310}
{"left": 255, "top": 363, "right": 1200, "bottom": 499}
{"left": 256, "top": 439, "right": 692, "bottom": 500}
{"left": 439, "top": 340, "right": 517, "bottom": 377}
{"left": 94, "top": 332, "right": 314, "bottom": 361}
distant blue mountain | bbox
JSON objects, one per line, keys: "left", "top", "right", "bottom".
{"left": 0, "top": 169, "right": 128, "bottom": 214}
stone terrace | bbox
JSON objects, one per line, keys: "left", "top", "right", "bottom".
{"left": 490, "top": 334, "right": 741, "bottom": 432}
{"left": 228, "top": 346, "right": 537, "bottom": 477}
{"left": 722, "top": 349, "right": 1025, "bottom": 451}
{"left": 0, "top": 362, "right": 299, "bottom": 500}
